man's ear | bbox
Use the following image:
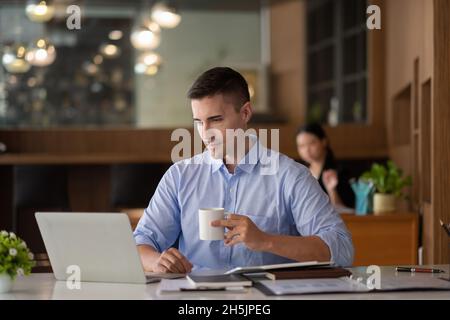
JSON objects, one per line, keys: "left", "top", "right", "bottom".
{"left": 240, "top": 101, "right": 253, "bottom": 124}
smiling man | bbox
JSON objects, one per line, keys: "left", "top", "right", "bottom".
{"left": 134, "top": 67, "right": 353, "bottom": 273}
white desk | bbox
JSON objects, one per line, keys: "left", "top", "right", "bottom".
{"left": 1, "top": 265, "right": 449, "bottom": 300}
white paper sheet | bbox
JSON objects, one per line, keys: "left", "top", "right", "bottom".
{"left": 158, "top": 279, "right": 195, "bottom": 292}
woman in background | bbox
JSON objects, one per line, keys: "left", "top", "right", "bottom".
{"left": 296, "top": 123, "right": 354, "bottom": 209}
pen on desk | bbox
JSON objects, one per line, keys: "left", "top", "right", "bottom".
{"left": 439, "top": 220, "right": 450, "bottom": 236}
{"left": 180, "top": 286, "right": 246, "bottom": 292}
{"left": 395, "top": 267, "right": 445, "bottom": 273}
{"left": 180, "top": 287, "right": 224, "bottom": 291}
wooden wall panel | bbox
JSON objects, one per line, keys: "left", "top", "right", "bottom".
{"left": 421, "top": 80, "right": 432, "bottom": 203}
{"left": 392, "top": 85, "right": 412, "bottom": 146}
{"left": 270, "top": 0, "right": 305, "bottom": 125}
{"left": 422, "top": 202, "right": 434, "bottom": 263}
{"left": 68, "top": 166, "right": 111, "bottom": 212}
{"left": 384, "top": 0, "right": 441, "bottom": 264}
{"left": 433, "top": 0, "right": 450, "bottom": 264}
{"left": 0, "top": 129, "right": 176, "bottom": 156}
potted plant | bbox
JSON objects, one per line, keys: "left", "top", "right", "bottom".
{"left": 361, "top": 161, "right": 412, "bottom": 215}
{"left": 0, "top": 231, "right": 36, "bottom": 293}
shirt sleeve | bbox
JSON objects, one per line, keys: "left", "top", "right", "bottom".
{"left": 133, "top": 164, "right": 181, "bottom": 252}
{"left": 287, "top": 165, "right": 354, "bottom": 267}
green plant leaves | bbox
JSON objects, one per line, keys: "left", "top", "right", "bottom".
{"left": 0, "top": 232, "right": 36, "bottom": 280}
{"left": 361, "top": 160, "right": 412, "bottom": 198}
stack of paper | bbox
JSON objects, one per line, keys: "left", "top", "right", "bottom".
{"left": 187, "top": 274, "right": 252, "bottom": 289}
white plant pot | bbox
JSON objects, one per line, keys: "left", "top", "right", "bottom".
{"left": 0, "top": 272, "right": 13, "bottom": 293}
{"left": 373, "top": 193, "right": 396, "bottom": 215}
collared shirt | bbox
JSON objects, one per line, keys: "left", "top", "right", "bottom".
{"left": 134, "top": 137, "right": 354, "bottom": 270}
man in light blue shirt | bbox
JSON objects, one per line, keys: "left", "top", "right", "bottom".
{"left": 134, "top": 67, "right": 353, "bottom": 273}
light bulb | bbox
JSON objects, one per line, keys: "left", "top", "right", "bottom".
{"left": 145, "top": 21, "right": 161, "bottom": 33}
{"left": 99, "top": 43, "right": 121, "bottom": 58}
{"left": 27, "top": 77, "right": 37, "bottom": 87}
{"left": 130, "top": 23, "right": 161, "bottom": 50}
{"left": 135, "top": 51, "right": 162, "bottom": 75}
{"left": 134, "top": 63, "right": 147, "bottom": 74}
{"left": 108, "top": 30, "right": 123, "bottom": 41}
{"left": 26, "top": 38, "right": 56, "bottom": 67}
{"left": 93, "top": 54, "right": 103, "bottom": 65}
{"left": 134, "top": 63, "right": 159, "bottom": 76}
{"left": 25, "top": 0, "right": 55, "bottom": 22}
{"left": 83, "top": 61, "right": 98, "bottom": 75}
{"left": 145, "top": 64, "right": 159, "bottom": 75}
{"left": 2, "top": 44, "right": 31, "bottom": 73}
{"left": 138, "top": 51, "right": 162, "bottom": 66}
{"left": 151, "top": 3, "right": 181, "bottom": 28}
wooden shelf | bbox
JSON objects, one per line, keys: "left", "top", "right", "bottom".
{"left": 0, "top": 153, "right": 172, "bottom": 165}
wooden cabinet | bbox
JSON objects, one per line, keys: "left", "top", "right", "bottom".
{"left": 341, "top": 213, "right": 419, "bottom": 266}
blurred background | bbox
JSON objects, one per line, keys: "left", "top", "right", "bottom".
{"left": 0, "top": 0, "right": 270, "bottom": 128}
{"left": 0, "top": 0, "right": 449, "bottom": 270}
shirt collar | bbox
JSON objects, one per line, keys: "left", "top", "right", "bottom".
{"left": 209, "top": 153, "right": 224, "bottom": 173}
{"left": 206, "top": 134, "right": 262, "bottom": 174}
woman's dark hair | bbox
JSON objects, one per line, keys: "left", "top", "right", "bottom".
{"left": 296, "top": 123, "right": 335, "bottom": 163}
{"left": 296, "top": 123, "right": 327, "bottom": 140}
{"left": 187, "top": 67, "right": 250, "bottom": 111}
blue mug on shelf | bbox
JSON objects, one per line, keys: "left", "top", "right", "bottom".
{"left": 350, "top": 179, "right": 375, "bottom": 215}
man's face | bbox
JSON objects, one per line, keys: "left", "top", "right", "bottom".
{"left": 191, "top": 94, "right": 251, "bottom": 159}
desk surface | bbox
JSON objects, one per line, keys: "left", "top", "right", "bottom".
{"left": 1, "top": 265, "right": 449, "bottom": 300}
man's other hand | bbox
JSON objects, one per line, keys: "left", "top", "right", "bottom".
{"left": 151, "top": 247, "right": 193, "bottom": 273}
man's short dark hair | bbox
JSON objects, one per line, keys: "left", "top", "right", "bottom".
{"left": 187, "top": 67, "right": 250, "bottom": 111}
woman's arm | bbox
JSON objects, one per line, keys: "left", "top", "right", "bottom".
{"left": 322, "top": 169, "right": 345, "bottom": 206}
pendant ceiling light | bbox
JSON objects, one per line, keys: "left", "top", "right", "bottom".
{"left": 134, "top": 51, "right": 162, "bottom": 75}
{"left": 109, "top": 30, "right": 123, "bottom": 41}
{"left": 151, "top": 2, "right": 181, "bottom": 29}
{"left": 2, "top": 44, "right": 31, "bottom": 74}
{"left": 82, "top": 61, "right": 99, "bottom": 76}
{"left": 99, "top": 43, "right": 121, "bottom": 58}
{"left": 138, "top": 51, "right": 162, "bottom": 66}
{"left": 26, "top": 38, "right": 56, "bottom": 67}
{"left": 134, "top": 63, "right": 159, "bottom": 76}
{"left": 25, "top": 0, "right": 55, "bottom": 23}
{"left": 130, "top": 21, "right": 161, "bottom": 50}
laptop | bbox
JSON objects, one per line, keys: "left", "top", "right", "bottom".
{"left": 35, "top": 212, "right": 183, "bottom": 284}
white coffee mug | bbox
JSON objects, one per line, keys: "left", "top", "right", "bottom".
{"left": 199, "top": 208, "right": 225, "bottom": 241}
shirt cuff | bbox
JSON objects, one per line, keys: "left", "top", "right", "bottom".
{"left": 316, "top": 230, "right": 354, "bottom": 267}
{"left": 133, "top": 233, "right": 161, "bottom": 252}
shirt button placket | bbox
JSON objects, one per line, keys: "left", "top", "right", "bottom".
{"left": 227, "top": 176, "right": 238, "bottom": 267}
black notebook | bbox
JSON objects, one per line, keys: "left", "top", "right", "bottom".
{"left": 187, "top": 274, "right": 253, "bottom": 289}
